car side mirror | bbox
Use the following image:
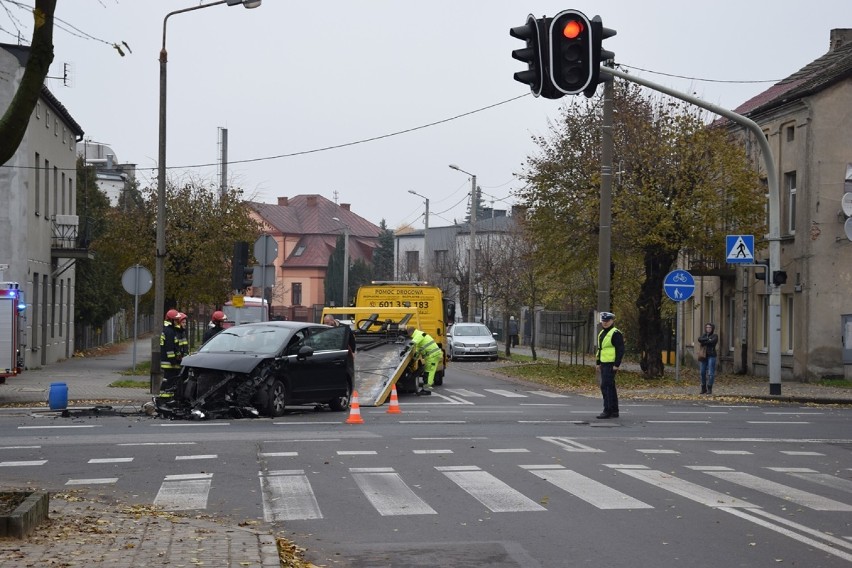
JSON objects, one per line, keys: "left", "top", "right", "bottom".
{"left": 297, "top": 345, "right": 314, "bottom": 360}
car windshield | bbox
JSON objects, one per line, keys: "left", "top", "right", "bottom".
{"left": 453, "top": 325, "right": 491, "bottom": 337}
{"left": 198, "top": 325, "right": 291, "bottom": 355}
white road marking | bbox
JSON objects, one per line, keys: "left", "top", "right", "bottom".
{"left": 539, "top": 437, "right": 605, "bottom": 453}
{"left": 527, "top": 390, "right": 568, "bottom": 398}
{"left": 710, "top": 450, "right": 753, "bottom": 455}
{"left": 646, "top": 420, "right": 711, "bottom": 424}
{"left": 436, "top": 465, "right": 545, "bottom": 513}
{"left": 151, "top": 423, "right": 230, "bottom": 427}
{"left": 259, "top": 452, "right": 299, "bottom": 457}
{"left": 695, "top": 468, "right": 852, "bottom": 511}
{"left": 780, "top": 451, "right": 823, "bottom": 456}
{"left": 337, "top": 451, "right": 377, "bottom": 455}
{"left": 88, "top": 457, "right": 133, "bottom": 464}
{"left": 523, "top": 465, "right": 652, "bottom": 510}
{"left": 0, "top": 446, "right": 41, "bottom": 450}
{"left": 66, "top": 478, "right": 118, "bottom": 485}
{"left": 445, "top": 389, "right": 485, "bottom": 397}
{"left": 154, "top": 473, "right": 213, "bottom": 510}
{"left": 637, "top": 449, "right": 680, "bottom": 454}
{"left": 766, "top": 468, "right": 852, "bottom": 495}
{"left": 17, "top": 425, "right": 100, "bottom": 430}
{"left": 351, "top": 468, "right": 436, "bottom": 516}
{"left": 484, "top": 389, "right": 528, "bottom": 398}
{"left": 746, "top": 421, "right": 809, "bottom": 425}
{"left": 0, "top": 460, "right": 47, "bottom": 467}
{"left": 490, "top": 448, "right": 529, "bottom": 453}
{"left": 260, "top": 470, "right": 322, "bottom": 521}
{"left": 399, "top": 420, "right": 466, "bottom": 424}
{"left": 721, "top": 507, "right": 852, "bottom": 562}
{"left": 175, "top": 454, "right": 217, "bottom": 460}
{"left": 606, "top": 465, "right": 758, "bottom": 508}
{"left": 413, "top": 449, "right": 453, "bottom": 454}
{"left": 118, "top": 442, "right": 196, "bottom": 446}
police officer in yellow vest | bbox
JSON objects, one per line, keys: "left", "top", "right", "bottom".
{"left": 595, "top": 312, "right": 624, "bottom": 419}
{"left": 406, "top": 326, "right": 443, "bottom": 393}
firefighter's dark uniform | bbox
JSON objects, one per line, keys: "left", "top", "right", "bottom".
{"left": 160, "top": 320, "right": 181, "bottom": 390}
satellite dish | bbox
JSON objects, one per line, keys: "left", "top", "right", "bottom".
{"left": 846, "top": 217, "right": 852, "bottom": 242}
{"left": 842, "top": 192, "right": 852, "bottom": 217}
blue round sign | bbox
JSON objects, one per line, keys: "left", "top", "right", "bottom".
{"left": 663, "top": 269, "right": 695, "bottom": 302}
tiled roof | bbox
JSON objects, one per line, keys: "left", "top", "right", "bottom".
{"left": 250, "top": 194, "right": 382, "bottom": 269}
{"left": 733, "top": 38, "right": 852, "bottom": 117}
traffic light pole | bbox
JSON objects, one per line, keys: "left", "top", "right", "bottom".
{"left": 605, "top": 66, "right": 782, "bottom": 395}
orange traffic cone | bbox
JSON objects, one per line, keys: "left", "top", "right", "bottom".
{"left": 345, "top": 390, "right": 365, "bottom": 424}
{"left": 386, "top": 385, "right": 402, "bottom": 414}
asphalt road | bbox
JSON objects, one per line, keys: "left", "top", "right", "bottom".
{"left": 2, "top": 364, "right": 851, "bottom": 567}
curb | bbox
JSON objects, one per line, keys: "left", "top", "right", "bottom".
{"left": 0, "top": 491, "right": 49, "bottom": 538}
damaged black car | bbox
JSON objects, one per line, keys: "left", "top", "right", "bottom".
{"left": 154, "top": 321, "right": 354, "bottom": 419}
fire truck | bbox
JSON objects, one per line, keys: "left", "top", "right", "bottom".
{"left": 0, "top": 282, "right": 25, "bottom": 383}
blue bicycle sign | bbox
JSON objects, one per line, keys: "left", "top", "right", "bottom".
{"left": 663, "top": 269, "right": 695, "bottom": 302}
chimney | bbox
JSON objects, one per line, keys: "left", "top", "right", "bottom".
{"left": 340, "top": 203, "right": 351, "bottom": 211}
{"left": 277, "top": 196, "right": 289, "bottom": 206}
{"left": 307, "top": 195, "right": 318, "bottom": 206}
{"left": 830, "top": 29, "right": 852, "bottom": 51}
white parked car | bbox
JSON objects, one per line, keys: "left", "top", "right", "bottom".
{"left": 446, "top": 323, "right": 498, "bottom": 361}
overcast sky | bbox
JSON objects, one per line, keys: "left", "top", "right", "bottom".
{"left": 3, "top": 1, "right": 849, "bottom": 231}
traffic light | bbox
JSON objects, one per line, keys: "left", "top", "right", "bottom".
{"left": 231, "top": 241, "right": 249, "bottom": 291}
{"left": 510, "top": 14, "right": 548, "bottom": 98}
{"left": 772, "top": 270, "right": 788, "bottom": 286}
{"left": 588, "top": 15, "right": 617, "bottom": 97}
{"left": 548, "top": 10, "right": 595, "bottom": 96}
{"left": 754, "top": 259, "right": 770, "bottom": 281}
{"left": 243, "top": 266, "right": 254, "bottom": 289}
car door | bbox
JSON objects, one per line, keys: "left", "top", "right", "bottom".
{"left": 285, "top": 326, "right": 349, "bottom": 401}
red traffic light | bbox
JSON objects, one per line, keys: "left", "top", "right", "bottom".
{"left": 561, "top": 19, "right": 584, "bottom": 39}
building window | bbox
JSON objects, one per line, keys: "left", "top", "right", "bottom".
{"left": 51, "top": 278, "right": 56, "bottom": 338}
{"left": 293, "top": 245, "right": 305, "bottom": 257}
{"left": 34, "top": 152, "right": 40, "bottom": 215}
{"left": 62, "top": 126, "right": 67, "bottom": 144}
{"left": 53, "top": 166, "right": 58, "bottom": 219}
{"left": 757, "top": 295, "right": 769, "bottom": 351}
{"left": 36, "top": 102, "right": 41, "bottom": 119}
{"left": 786, "top": 125, "right": 795, "bottom": 142}
{"left": 54, "top": 117, "right": 58, "bottom": 136}
{"left": 44, "top": 159, "right": 49, "bottom": 219}
{"left": 406, "top": 250, "right": 420, "bottom": 275}
{"left": 68, "top": 179, "right": 73, "bottom": 215}
{"left": 45, "top": 109, "right": 50, "bottom": 129}
{"left": 435, "top": 249, "right": 448, "bottom": 268}
{"left": 784, "top": 294, "right": 794, "bottom": 352}
{"left": 292, "top": 283, "right": 302, "bottom": 306}
{"left": 61, "top": 173, "right": 66, "bottom": 214}
{"left": 59, "top": 280, "right": 64, "bottom": 337}
{"left": 785, "top": 171, "right": 797, "bottom": 234}
{"left": 725, "top": 296, "right": 736, "bottom": 353}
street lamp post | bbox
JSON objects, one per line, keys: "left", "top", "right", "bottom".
{"left": 332, "top": 217, "right": 350, "bottom": 307}
{"left": 407, "top": 189, "right": 430, "bottom": 281}
{"left": 449, "top": 164, "right": 478, "bottom": 323}
{"left": 153, "top": 0, "right": 261, "bottom": 388}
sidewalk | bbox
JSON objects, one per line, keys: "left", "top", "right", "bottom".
{"left": 500, "top": 342, "right": 852, "bottom": 405}
{"left": 0, "top": 337, "right": 300, "bottom": 568}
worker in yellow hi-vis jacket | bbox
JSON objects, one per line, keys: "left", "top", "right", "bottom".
{"left": 405, "top": 325, "right": 443, "bottom": 393}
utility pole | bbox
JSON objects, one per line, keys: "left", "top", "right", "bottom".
{"left": 468, "top": 177, "right": 477, "bottom": 322}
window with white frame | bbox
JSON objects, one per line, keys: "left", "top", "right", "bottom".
{"left": 758, "top": 295, "right": 769, "bottom": 350}
{"left": 785, "top": 171, "right": 797, "bottom": 234}
{"left": 784, "top": 294, "right": 794, "bottom": 352}
{"left": 726, "top": 296, "right": 736, "bottom": 353}
{"left": 406, "top": 250, "right": 419, "bottom": 275}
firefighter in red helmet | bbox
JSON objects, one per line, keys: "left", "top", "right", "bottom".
{"left": 160, "top": 309, "right": 183, "bottom": 391}
{"left": 202, "top": 310, "right": 227, "bottom": 344}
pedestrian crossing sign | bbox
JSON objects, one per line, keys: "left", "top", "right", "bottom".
{"left": 726, "top": 235, "right": 754, "bottom": 263}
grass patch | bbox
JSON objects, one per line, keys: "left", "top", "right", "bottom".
{"left": 817, "top": 378, "right": 852, "bottom": 389}
{"left": 108, "top": 379, "right": 150, "bottom": 389}
{"left": 496, "top": 359, "right": 684, "bottom": 392}
{"left": 118, "top": 360, "right": 151, "bottom": 377}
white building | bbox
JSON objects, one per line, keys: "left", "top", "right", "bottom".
{"left": 1, "top": 43, "right": 86, "bottom": 367}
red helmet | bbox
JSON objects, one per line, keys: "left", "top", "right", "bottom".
{"left": 166, "top": 309, "right": 179, "bottom": 320}
{"left": 211, "top": 310, "right": 226, "bottom": 323}
{"left": 177, "top": 312, "right": 187, "bottom": 323}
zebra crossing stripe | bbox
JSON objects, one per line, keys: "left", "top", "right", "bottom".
{"left": 694, "top": 467, "right": 852, "bottom": 511}
{"left": 607, "top": 465, "right": 758, "bottom": 508}
{"left": 0, "top": 460, "right": 47, "bottom": 467}
{"left": 767, "top": 467, "right": 852, "bottom": 495}
{"left": 445, "top": 388, "right": 485, "bottom": 397}
{"left": 65, "top": 478, "right": 118, "bottom": 485}
{"left": 436, "top": 465, "right": 545, "bottom": 513}
{"left": 484, "top": 389, "right": 527, "bottom": 398}
{"left": 350, "top": 467, "right": 436, "bottom": 516}
{"left": 154, "top": 473, "right": 213, "bottom": 510}
{"left": 522, "top": 465, "right": 652, "bottom": 510}
{"left": 259, "top": 470, "right": 322, "bottom": 521}
{"left": 539, "top": 437, "right": 605, "bottom": 453}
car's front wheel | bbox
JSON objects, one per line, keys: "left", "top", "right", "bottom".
{"left": 265, "top": 379, "right": 287, "bottom": 417}
{"left": 328, "top": 381, "right": 352, "bottom": 412}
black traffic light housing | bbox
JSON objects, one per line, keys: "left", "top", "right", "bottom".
{"left": 548, "top": 10, "right": 595, "bottom": 96}
{"left": 231, "top": 241, "right": 249, "bottom": 291}
{"left": 754, "top": 259, "right": 770, "bottom": 281}
{"left": 511, "top": 15, "right": 565, "bottom": 99}
{"left": 772, "top": 270, "right": 788, "bottom": 286}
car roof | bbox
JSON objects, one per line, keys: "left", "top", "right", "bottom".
{"left": 237, "top": 321, "right": 316, "bottom": 330}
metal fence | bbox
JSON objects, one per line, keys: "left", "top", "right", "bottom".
{"left": 74, "top": 310, "right": 158, "bottom": 353}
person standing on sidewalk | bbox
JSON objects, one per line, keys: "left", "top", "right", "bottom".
{"left": 698, "top": 323, "right": 719, "bottom": 394}
{"left": 595, "top": 312, "right": 624, "bottom": 419}
{"left": 508, "top": 316, "right": 519, "bottom": 347}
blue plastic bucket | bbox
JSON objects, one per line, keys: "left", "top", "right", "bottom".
{"left": 48, "top": 382, "right": 68, "bottom": 410}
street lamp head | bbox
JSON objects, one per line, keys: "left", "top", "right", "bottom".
{"left": 449, "top": 164, "right": 460, "bottom": 171}
{"left": 243, "top": 0, "right": 262, "bottom": 7}
{"left": 407, "top": 190, "right": 416, "bottom": 195}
